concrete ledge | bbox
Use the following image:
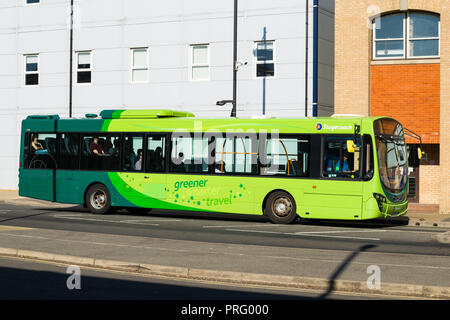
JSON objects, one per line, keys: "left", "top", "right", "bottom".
{"left": 1, "top": 247, "right": 449, "bottom": 299}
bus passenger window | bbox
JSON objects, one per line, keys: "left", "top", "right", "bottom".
{"left": 215, "top": 135, "right": 258, "bottom": 175}
{"left": 80, "top": 134, "right": 121, "bottom": 171}
{"left": 123, "top": 135, "right": 144, "bottom": 171}
{"left": 59, "top": 133, "right": 80, "bottom": 170}
{"left": 259, "top": 136, "right": 310, "bottom": 177}
{"left": 323, "top": 137, "right": 360, "bottom": 179}
{"left": 170, "top": 135, "right": 209, "bottom": 173}
{"left": 146, "top": 135, "right": 166, "bottom": 172}
{"left": 26, "top": 133, "right": 57, "bottom": 169}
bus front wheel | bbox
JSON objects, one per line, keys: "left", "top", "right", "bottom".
{"left": 264, "top": 191, "right": 298, "bottom": 224}
{"left": 86, "top": 183, "right": 112, "bottom": 215}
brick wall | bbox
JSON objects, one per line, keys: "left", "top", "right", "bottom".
{"left": 335, "top": 0, "right": 450, "bottom": 214}
{"left": 419, "top": 165, "right": 440, "bottom": 204}
{"left": 371, "top": 64, "right": 440, "bottom": 144}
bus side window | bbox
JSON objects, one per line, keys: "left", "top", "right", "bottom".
{"left": 146, "top": 135, "right": 166, "bottom": 172}
{"left": 122, "top": 135, "right": 144, "bottom": 171}
{"left": 27, "top": 132, "right": 57, "bottom": 169}
{"left": 80, "top": 134, "right": 121, "bottom": 171}
{"left": 363, "top": 134, "right": 374, "bottom": 180}
{"left": 259, "top": 136, "right": 310, "bottom": 177}
{"left": 59, "top": 133, "right": 80, "bottom": 170}
{"left": 323, "top": 136, "right": 360, "bottom": 179}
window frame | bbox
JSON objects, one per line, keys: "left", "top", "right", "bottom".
{"left": 24, "top": 54, "right": 39, "bottom": 87}
{"left": 372, "top": 12, "right": 440, "bottom": 60}
{"left": 190, "top": 44, "right": 210, "bottom": 81}
{"left": 130, "top": 47, "right": 149, "bottom": 83}
{"left": 75, "top": 50, "right": 92, "bottom": 85}
{"left": 254, "top": 40, "right": 276, "bottom": 79}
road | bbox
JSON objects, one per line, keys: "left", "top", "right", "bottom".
{"left": 0, "top": 203, "right": 449, "bottom": 299}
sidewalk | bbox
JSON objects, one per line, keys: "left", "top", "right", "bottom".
{"left": 1, "top": 190, "right": 449, "bottom": 227}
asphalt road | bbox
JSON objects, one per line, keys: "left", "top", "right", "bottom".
{"left": 0, "top": 203, "right": 448, "bottom": 257}
{"left": 0, "top": 203, "right": 449, "bottom": 294}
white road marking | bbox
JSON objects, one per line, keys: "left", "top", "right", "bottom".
{"left": 225, "top": 228, "right": 383, "bottom": 241}
{"left": 51, "top": 214, "right": 159, "bottom": 226}
{"left": 203, "top": 223, "right": 273, "bottom": 228}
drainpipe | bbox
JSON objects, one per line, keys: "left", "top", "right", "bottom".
{"left": 305, "top": 0, "right": 309, "bottom": 117}
{"left": 312, "top": 0, "right": 319, "bottom": 117}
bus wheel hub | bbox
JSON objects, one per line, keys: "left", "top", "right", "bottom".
{"left": 273, "top": 198, "right": 291, "bottom": 217}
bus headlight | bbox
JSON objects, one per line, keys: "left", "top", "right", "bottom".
{"left": 373, "top": 193, "right": 387, "bottom": 211}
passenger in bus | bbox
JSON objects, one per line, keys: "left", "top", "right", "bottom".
{"left": 335, "top": 153, "right": 350, "bottom": 172}
{"left": 89, "top": 137, "right": 105, "bottom": 155}
{"left": 31, "top": 135, "right": 48, "bottom": 154}
{"left": 135, "top": 149, "right": 143, "bottom": 171}
{"left": 123, "top": 140, "right": 136, "bottom": 170}
{"left": 104, "top": 137, "right": 114, "bottom": 154}
{"left": 154, "top": 147, "right": 164, "bottom": 171}
{"left": 31, "top": 135, "right": 44, "bottom": 152}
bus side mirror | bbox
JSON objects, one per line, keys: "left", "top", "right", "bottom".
{"left": 346, "top": 140, "right": 356, "bottom": 153}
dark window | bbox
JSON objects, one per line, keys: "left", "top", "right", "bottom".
{"left": 25, "top": 55, "right": 39, "bottom": 86}
{"left": 59, "top": 133, "right": 80, "bottom": 170}
{"left": 256, "top": 41, "right": 275, "bottom": 77}
{"left": 146, "top": 135, "right": 166, "bottom": 172}
{"left": 26, "top": 133, "right": 57, "bottom": 169}
{"left": 80, "top": 134, "right": 121, "bottom": 171}
{"left": 77, "top": 72, "right": 91, "bottom": 84}
{"left": 259, "top": 135, "right": 310, "bottom": 177}
{"left": 323, "top": 136, "right": 361, "bottom": 179}
{"left": 122, "top": 134, "right": 143, "bottom": 171}
{"left": 76, "top": 52, "right": 92, "bottom": 84}
{"left": 26, "top": 0, "right": 40, "bottom": 4}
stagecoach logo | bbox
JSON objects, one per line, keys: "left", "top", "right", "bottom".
{"left": 316, "top": 124, "right": 353, "bottom": 132}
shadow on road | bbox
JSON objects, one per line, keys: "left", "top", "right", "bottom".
{"left": 320, "top": 244, "right": 377, "bottom": 299}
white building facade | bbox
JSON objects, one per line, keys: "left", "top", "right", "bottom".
{"left": 0, "top": 0, "right": 334, "bottom": 189}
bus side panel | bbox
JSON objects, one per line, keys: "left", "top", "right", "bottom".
{"left": 302, "top": 180, "right": 364, "bottom": 220}
{"left": 56, "top": 170, "right": 82, "bottom": 204}
{"left": 19, "top": 168, "right": 54, "bottom": 202}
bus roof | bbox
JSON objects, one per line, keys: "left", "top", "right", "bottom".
{"left": 22, "top": 109, "right": 393, "bottom": 134}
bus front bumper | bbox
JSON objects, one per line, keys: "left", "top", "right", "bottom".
{"left": 380, "top": 201, "right": 409, "bottom": 218}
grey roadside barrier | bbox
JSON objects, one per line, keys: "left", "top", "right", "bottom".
{"left": 0, "top": 247, "right": 449, "bottom": 299}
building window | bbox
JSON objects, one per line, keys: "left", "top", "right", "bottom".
{"left": 373, "top": 12, "right": 440, "bottom": 59}
{"left": 191, "top": 44, "right": 209, "bottom": 81}
{"left": 24, "top": 54, "right": 39, "bottom": 86}
{"left": 131, "top": 48, "right": 148, "bottom": 82}
{"left": 26, "top": 0, "right": 40, "bottom": 4}
{"left": 255, "top": 41, "right": 275, "bottom": 77}
{"left": 76, "top": 51, "right": 92, "bottom": 84}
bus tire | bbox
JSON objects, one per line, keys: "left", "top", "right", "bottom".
{"left": 264, "top": 191, "right": 298, "bottom": 224}
{"left": 85, "top": 183, "right": 112, "bottom": 215}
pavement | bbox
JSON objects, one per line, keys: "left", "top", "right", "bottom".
{"left": 0, "top": 189, "right": 450, "bottom": 299}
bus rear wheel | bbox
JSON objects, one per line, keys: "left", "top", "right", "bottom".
{"left": 264, "top": 191, "right": 298, "bottom": 224}
{"left": 86, "top": 183, "right": 112, "bottom": 215}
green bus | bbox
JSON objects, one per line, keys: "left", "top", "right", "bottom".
{"left": 19, "top": 109, "right": 410, "bottom": 224}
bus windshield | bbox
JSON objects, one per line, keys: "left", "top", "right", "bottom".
{"left": 374, "top": 119, "right": 408, "bottom": 193}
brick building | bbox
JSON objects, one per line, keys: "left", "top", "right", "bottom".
{"left": 335, "top": 0, "right": 449, "bottom": 214}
